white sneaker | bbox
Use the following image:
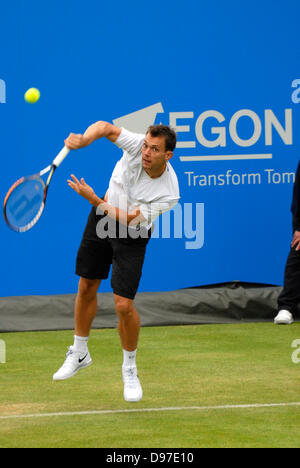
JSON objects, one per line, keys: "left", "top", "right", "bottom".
{"left": 274, "top": 310, "right": 294, "bottom": 325}
{"left": 53, "top": 346, "right": 92, "bottom": 381}
{"left": 122, "top": 366, "right": 143, "bottom": 402}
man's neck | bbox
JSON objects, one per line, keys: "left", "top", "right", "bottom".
{"left": 144, "top": 163, "right": 167, "bottom": 179}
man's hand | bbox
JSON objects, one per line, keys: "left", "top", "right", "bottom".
{"left": 67, "top": 174, "right": 99, "bottom": 205}
{"left": 291, "top": 230, "right": 300, "bottom": 251}
{"left": 64, "top": 133, "right": 90, "bottom": 150}
{"left": 67, "top": 174, "right": 147, "bottom": 227}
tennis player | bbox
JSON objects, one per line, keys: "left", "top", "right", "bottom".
{"left": 53, "top": 121, "right": 180, "bottom": 402}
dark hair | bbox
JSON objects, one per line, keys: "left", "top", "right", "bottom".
{"left": 147, "top": 124, "right": 177, "bottom": 152}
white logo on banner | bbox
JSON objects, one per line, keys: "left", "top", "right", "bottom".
{"left": 113, "top": 102, "right": 293, "bottom": 162}
{"left": 113, "top": 103, "right": 164, "bottom": 133}
{"left": 170, "top": 109, "right": 292, "bottom": 162}
{"left": 0, "top": 79, "right": 6, "bottom": 104}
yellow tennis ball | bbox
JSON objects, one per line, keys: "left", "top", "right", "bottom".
{"left": 24, "top": 88, "right": 40, "bottom": 104}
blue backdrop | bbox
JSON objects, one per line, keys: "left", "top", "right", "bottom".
{"left": 1, "top": 0, "right": 300, "bottom": 297}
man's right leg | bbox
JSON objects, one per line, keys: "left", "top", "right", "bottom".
{"left": 53, "top": 277, "right": 101, "bottom": 381}
{"left": 53, "top": 207, "right": 112, "bottom": 380}
{"left": 75, "top": 277, "right": 101, "bottom": 337}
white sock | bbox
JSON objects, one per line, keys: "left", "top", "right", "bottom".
{"left": 73, "top": 335, "right": 89, "bottom": 354}
{"left": 123, "top": 349, "right": 137, "bottom": 368}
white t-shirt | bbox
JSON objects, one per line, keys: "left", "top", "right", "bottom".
{"left": 107, "top": 128, "right": 180, "bottom": 229}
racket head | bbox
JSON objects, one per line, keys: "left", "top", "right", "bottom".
{"left": 3, "top": 174, "right": 46, "bottom": 232}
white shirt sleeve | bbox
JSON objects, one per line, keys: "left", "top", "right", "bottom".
{"left": 114, "top": 128, "right": 145, "bottom": 159}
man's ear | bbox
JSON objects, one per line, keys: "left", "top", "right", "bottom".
{"left": 166, "top": 151, "right": 173, "bottom": 161}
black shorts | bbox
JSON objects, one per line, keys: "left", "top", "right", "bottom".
{"left": 75, "top": 207, "right": 151, "bottom": 300}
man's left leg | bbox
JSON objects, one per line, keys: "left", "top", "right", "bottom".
{"left": 114, "top": 294, "right": 143, "bottom": 402}
{"left": 110, "top": 228, "right": 151, "bottom": 402}
{"left": 114, "top": 294, "right": 140, "bottom": 351}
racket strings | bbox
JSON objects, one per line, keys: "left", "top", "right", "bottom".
{"left": 4, "top": 177, "right": 46, "bottom": 231}
{"left": 3, "top": 146, "right": 68, "bottom": 233}
{"left": 18, "top": 202, "right": 45, "bottom": 232}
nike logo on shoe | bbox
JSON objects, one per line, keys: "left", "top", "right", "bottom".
{"left": 78, "top": 353, "right": 88, "bottom": 363}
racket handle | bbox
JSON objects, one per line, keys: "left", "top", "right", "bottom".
{"left": 52, "top": 146, "right": 70, "bottom": 168}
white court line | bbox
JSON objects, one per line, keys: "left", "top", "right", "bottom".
{"left": 1, "top": 402, "right": 300, "bottom": 420}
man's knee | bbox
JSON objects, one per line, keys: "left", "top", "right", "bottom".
{"left": 78, "top": 277, "right": 101, "bottom": 300}
{"left": 114, "top": 295, "right": 134, "bottom": 318}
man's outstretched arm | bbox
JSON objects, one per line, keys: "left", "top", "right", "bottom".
{"left": 64, "top": 121, "right": 121, "bottom": 149}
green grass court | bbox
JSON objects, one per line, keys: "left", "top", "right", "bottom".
{"left": 0, "top": 323, "right": 300, "bottom": 448}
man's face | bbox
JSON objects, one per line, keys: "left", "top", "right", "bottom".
{"left": 142, "top": 133, "right": 172, "bottom": 173}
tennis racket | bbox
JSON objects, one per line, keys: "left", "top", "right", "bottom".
{"left": 3, "top": 145, "right": 70, "bottom": 233}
